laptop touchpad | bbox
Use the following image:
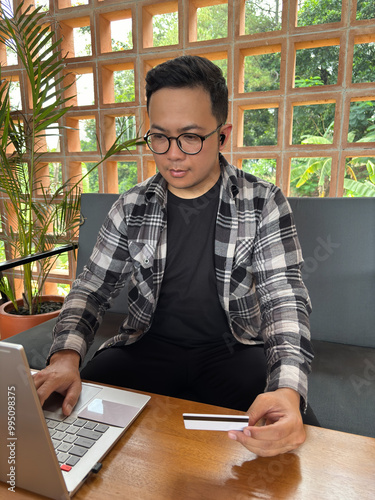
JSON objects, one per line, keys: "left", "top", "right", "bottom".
{"left": 78, "top": 399, "right": 140, "bottom": 427}
{"left": 43, "top": 385, "right": 102, "bottom": 415}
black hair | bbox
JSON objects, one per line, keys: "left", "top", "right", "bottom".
{"left": 145, "top": 55, "right": 228, "bottom": 125}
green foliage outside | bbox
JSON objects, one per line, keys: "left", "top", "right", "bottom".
{"left": 297, "top": 0, "right": 342, "bottom": 26}
{"left": 244, "top": 1, "right": 282, "bottom": 34}
{"left": 242, "top": 159, "right": 276, "bottom": 184}
{"left": 197, "top": 4, "right": 228, "bottom": 40}
{"left": 356, "top": 0, "right": 375, "bottom": 20}
{"left": 76, "top": 2, "right": 374, "bottom": 197}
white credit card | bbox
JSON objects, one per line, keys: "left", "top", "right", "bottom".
{"left": 183, "top": 413, "right": 249, "bottom": 431}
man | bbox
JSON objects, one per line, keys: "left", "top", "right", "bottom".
{"left": 34, "top": 56, "right": 314, "bottom": 457}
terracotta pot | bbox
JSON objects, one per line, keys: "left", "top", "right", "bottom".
{"left": 0, "top": 295, "right": 64, "bottom": 340}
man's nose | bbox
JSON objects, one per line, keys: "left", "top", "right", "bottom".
{"left": 166, "top": 138, "right": 186, "bottom": 158}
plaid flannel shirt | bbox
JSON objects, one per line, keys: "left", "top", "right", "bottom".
{"left": 50, "top": 155, "right": 313, "bottom": 407}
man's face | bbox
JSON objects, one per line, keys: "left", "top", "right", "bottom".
{"left": 147, "top": 86, "right": 231, "bottom": 199}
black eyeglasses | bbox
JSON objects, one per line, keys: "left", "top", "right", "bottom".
{"left": 144, "top": 124, "right": 223, "bottom": 155}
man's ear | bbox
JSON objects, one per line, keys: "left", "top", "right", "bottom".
{"left": 219, "top": 124, "right": 232, "bottom": 150}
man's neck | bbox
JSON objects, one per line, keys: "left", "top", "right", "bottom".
{"left": 167, "top": 170, "right": 221, "bottom": 200}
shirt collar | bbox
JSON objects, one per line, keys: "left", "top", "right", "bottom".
{"left": 219, "top": 153, "right": 239, "bottom": 199}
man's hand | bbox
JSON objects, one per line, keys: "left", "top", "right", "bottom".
{"left": 228, "top": 388, "right": 306, "bottom": 457}
{"left": 33, "top": 350, "right": 82, "bottom": 416}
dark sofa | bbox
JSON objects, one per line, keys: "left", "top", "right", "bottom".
{"left": 289, "top": 197, "right": 375, "bottom": 438}
{"left": 2, "top": 195, "right": 375, "bottom": 438}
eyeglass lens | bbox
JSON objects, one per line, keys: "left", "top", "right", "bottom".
{"left": 147, "top": 133, "right": 203, "bottom": 154}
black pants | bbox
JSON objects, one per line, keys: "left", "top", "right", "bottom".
{"left": 81, "top": 335, "right": 320, "bottom": 426}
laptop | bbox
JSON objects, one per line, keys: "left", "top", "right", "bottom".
{"left": 0, "top": 341, "right": 150, "bottom": 499}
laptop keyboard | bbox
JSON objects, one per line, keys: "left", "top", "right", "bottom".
{"left": 46, "top": 415, "right": 109, "bottom": 472}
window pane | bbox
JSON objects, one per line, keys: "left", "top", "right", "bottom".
{"left": 9, "top": 80, "right": 21, "bottom": 110}
{"left": 49, "top": 163, "right": 63, "bottom": 194}
{"left": 297, "top": 0, "right": 342, "bottom": 27}
{"left": 197, "top": 4, "right": 228, "bottom": 41}
{"left": 244, "top": 1, "right": 282, "bottom": 34}
{"left": 111, "top": 19, "right": 133, "bottom": 51}
{"left": 81, "top": 162, "right": 99, "bottom": 193}
{"left": 356, "top": 0, "right": 375, "bottom": 20}
{"left": 118, "top": 162, "right": 138, "bottom": 193}
{"left": 116, "top": 116, "right": 137, "bottom": 150}
{"left": 114, "top": 69, "right": 135, "bottom": 102}
{"left": 241, "top": 158, "right": 276, "bottom": 184}
{"left": 57, "top": 283, "right": 71, "bottom": 296}
{"left": 243, "top": 108, "right": 278, "bottom": 146}
{"left": 0, "top": 240, "right": 5, "bottom": 262}
{"left": 290, "top": 157, "right": 332, "bottom": 197}
{"left": 46, "top": 123, "right": 61, "bottom": 153}
{"left": 6, "top": 42, "right": 17, "bottom": 66}
{"left": 295, "top": 46, "right": 339, "bottom": 88}
{"left": 153, "top": 12, "right": 178, "bottom": 47}
{"left": 74, "top": 27, "right": 92, "bottom": 57}
{"left": 35, "top": 0, "right": 49, "bottom": 11}
{"left": 352, "top": 43, "right": 375, "bottom": 84}
{"left": 348, "top": 101, "right": 375, "bottom": 142}
{"left": 344, "top": 157, "right": 375, "bottom": 197}
{"left": 292, "top": 103, "right": 336, "bottom": 144}
{"left": 76, "top": 73, "right": 94, "bottom": 106}
{"left": 54, "top": 247, "right": 70, "bottom": 274}
{"left": 244, "top": 52, "right": 281, "bottom": 92}
{"left": 80, "top": 119, "right": 96, "bottom": 152}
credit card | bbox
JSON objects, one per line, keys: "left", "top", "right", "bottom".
{"left": 183, "top": 413, "right": 249, "bottom": 431}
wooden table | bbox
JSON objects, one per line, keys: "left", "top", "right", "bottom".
{"left": 2, "top": 391, "right": 375, "bottom": 499}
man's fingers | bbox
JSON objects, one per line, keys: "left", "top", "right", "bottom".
{"left": 228, "top": 419, "right": 306, "bottom": 457}
{"left": 32, "top": 361, "right": 82, "bottom": 411}
{"left": 61, "top": 380, "right": 82, "bottom": 416}
{"left": 228, "top": 429, "right": 299, "bottom": 457}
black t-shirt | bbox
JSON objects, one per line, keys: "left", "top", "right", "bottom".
{"left": 147, "top": 178, "right": 230, "bottom": 347}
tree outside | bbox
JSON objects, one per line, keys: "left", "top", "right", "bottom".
{"left": 72, "top": 2, "right": 374, "bottom": 197}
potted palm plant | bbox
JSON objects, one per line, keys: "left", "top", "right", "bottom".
{"left": 0, "top": 2, "right": 142, "bottom": 338}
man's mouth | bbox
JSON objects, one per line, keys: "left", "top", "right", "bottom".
{"left": 169, "top": 169, "right": 188, "bottom": 178}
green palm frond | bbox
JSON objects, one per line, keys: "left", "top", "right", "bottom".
{"left": 344, "top": 179, "right": 375, "bottom": 197}
{"left": 0, "top": 2, "right": 144, "bottom": 313}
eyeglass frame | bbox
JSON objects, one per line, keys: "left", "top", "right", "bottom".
{"left": 143, "top": 123, "right": 223, "bottom": 155}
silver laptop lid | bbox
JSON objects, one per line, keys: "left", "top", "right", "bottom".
{"left": 0, "top": 342, "right": 70, "bottom": 499}
{"left": 0, "top": 341, "right": 151, "bottom": 499}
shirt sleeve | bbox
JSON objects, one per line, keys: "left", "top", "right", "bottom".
{"left": 252, "top": 187, "right": 313, "bottom": 410}
{"left": 48, "top": 198, "right": 131, "bottom": 364}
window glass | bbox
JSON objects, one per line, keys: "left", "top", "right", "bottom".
{"left": 241, "top": 158, "right": 276, "bottom": 184}
{"left": 290, "top": 157, "right": 332, "bottom": 197}
{"left": 295, "top": 46, "right": 339, "bottom": 87}
{"left": 297, "top": 0, "right": 342, "bottom": 27}
{"left": 118, "top": 162, "right": 138, "bottom": 193}
{"left": 352, "top": 42, "right": 375, "bottom": 84}
{"left": 153, "top": 12, "right": 178, "bottom": 47}
{"left": 114, "top": 69, "right": 135, "bottom": 103}
{"left": 111, "top": 18, "right": 133, "bottom": 51}
{"left": 197, "top": 4, "right": 228, "bottom": 41}
{"left": 81, "top": 162, "right": 99, "bottom": 193}
{"left": 344, "top": 157, "right": 375, "bottom": 197}
{"left": 244, "top": 0, "right": 282, "bottom": 34}
{"left": 243, "top": 108, "right": 278, "bottom": 146}
{"left": 356, "top": 0, "right": 375, "bottom": 20}
{"left": 292, "top": 103, "right": 336, "bottom": 144}
{"left": 76, "top": 73, "right": 95, "bottom": 106}
{"left": 244, "top": 52, "right": 281, "bottom": 92}
{"left": 80, "top": 119, "right": 96, "bottom": 152}
{"left": 348, "top": 100, "right": 375, "bottom": 142}
{"left": 74, "top": 26, "right": 92, "bottom": 57}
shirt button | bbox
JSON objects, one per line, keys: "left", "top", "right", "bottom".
{"left": 144, "top": 258, "right": 150, "bottom": 265}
